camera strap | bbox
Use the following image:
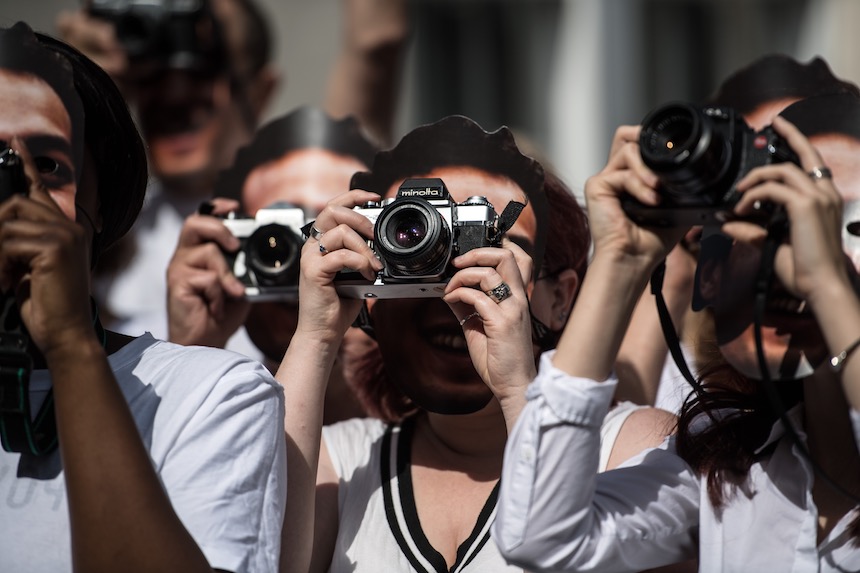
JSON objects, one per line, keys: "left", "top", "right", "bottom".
{"left": 651, "top": 260, "right": 706, "bottom": 398}
{"left": 0, "top": 294, "right": 51, "bottom": 455}
{"left": 0, "top": 297, "right": 106, "bottom": 456}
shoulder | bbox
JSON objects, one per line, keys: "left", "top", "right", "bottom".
{"left": 605, "top": 404, "right": 677, "bottom": 470}
{"left": 323, "top": 417, "right": 388, "bottom": 451}
{"left": 322, "top": 418, "right": 389, "bottom": 478}
{"left": 112, "top": 335, "right": 284, "bottom": 431}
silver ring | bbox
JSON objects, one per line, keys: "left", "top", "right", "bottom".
{"left": 319, "top": 241, "right": 328, "bottom": 255}
{"left": 808, "top": 166, "right": 833, "bottom": 181}
{"left": 485, "top": 282, "right": 512, "bottom": 304}
{"left": 459, "top": 311, "right": 481, "bottom": 326}
{"left": 309, "top": 225, "right": 324, "bottom": 241}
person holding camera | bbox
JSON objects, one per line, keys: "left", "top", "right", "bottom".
{"left": 616, "top": 54, "right": 860, "bottom": 414}
{"left": 492, "top": 102, "right": 860, "bottom": 571}
{"left": 166, "top": 106, "right": 377, "bottom": 423}
{"left": 55, "top": 0, "right": 279, "bottom": 352}
{"left": 0, "top": 23, "right": 285, "bottom": 573}
{"left": 276, "top": 115, "right": 675, "bottom": 573}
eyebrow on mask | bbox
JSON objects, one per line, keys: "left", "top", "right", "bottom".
{"left": 23, "top": 134, "right": 74, "bottom": 163}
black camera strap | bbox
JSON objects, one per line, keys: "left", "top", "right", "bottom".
{"left": 650, "top": 259, "right": 705, "bottom": 398}
{"left": 0, "top": 294, "right": 51, "bottom": 455}
{"left": 0, "top": 296, "right": 106, "bottom": 456}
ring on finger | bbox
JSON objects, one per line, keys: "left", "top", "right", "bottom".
{"left": 319, "top": 241, "right": 329, "bottom": 255}
{"left": 459, "top": 311, "right": 481, "bottom": 326}
{"left": 485, "top": 282, "right": 512, "bottom": 304}
{"left": 308, "top": 225, "right": 324, "bottom": 242}
{"left": 808, "top": 166, "right": 833, "bottom": 181}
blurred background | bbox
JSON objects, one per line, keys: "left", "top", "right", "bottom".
{"left": 3, "top": 0, "right": 858, "bottom": 200}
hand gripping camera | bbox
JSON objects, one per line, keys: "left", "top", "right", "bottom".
{"left": 622, "top": 103, "right": 799, "bottom": 227}
{"left": 335, "top": 178, "right": 524, "bottom": 299}
{"left": 89, "top": 0, "right": 227, "bottom": 77}
{"left": 221, "top": 203, "right": 306, "bottom": 302}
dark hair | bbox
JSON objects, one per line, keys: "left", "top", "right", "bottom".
{"left": 351, "top": 115, "right": 549, "bottom": 276}
{"left": 34, "top": 30, "right": 148, "bottom": 256}
{"left": 541, "top": 171, "right": 589, "bottom": 285}
{"left": 215, "top": 106, "right": 377, "bottom": 204}
{"left": 706, "top": 54, "right": 860, "bottom": 114}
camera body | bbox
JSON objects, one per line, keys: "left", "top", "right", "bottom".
{"left": 623, "top": 103, "right": 798, "bottom": 227}
{"left": 0, "top": 148, "right": 27, "bottom": 202}
{"left": 89, "top": 0, "right": 226, "bottom": 77}
{"left": 221, "top": 203, "right": 306, "bottom": 302}
{"left": 335, "top": 178, "right": 506, "bottom": 299}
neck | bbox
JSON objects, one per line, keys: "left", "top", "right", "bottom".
{"left": 417, "top": 401, "right": 509, "bottom": 462}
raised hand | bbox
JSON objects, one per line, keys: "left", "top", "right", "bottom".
{"left": 167, "top": 199, "right": 250, "bottom": 347}
{"left": 0, "top": 138, "right": 94, "bottom": 363}
{"left": 294, "top": 189, "right": 383, "bottom": 345}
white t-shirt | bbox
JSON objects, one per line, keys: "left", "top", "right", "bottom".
{"left": 0, "top": 334, "right": 286, "bottom": 573}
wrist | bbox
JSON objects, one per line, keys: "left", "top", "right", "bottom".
{"left": 43, "top": 331, "right": 105, "bottom": 370}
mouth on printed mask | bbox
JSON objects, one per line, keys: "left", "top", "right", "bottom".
{"left": 423, "top": 327, "right": 470, "bottom": 354}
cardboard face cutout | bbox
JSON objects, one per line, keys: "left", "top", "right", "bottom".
{"left": 346, "top": 115, "right": 547, "bottom": 415}
{"left": 212, "top": 106, "right": 376, "bottom": 360}
{"left": 214, "top": 106, "right": 377, "bottom": 217}
{"left": 0, "top": 23, "right": 84, "bottom": 188}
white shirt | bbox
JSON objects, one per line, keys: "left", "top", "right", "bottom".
{"left": 0, "top": 334, "right": 286, "bottom": 573}
{"left": 492, "top": 351, "right": 860, "bottom": 573}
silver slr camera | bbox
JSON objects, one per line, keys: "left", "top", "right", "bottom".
{"left": 221, "top": 203, "right": 306, "bottom": 301}
{"left": 335, "top": 178, "right": 523, "bottom": 299}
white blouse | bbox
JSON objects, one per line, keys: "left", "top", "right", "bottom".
{"left": 492, "top": 351, "right": 860, "bottom": 573}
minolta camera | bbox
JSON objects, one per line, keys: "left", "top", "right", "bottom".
{"left": 89, "top": 0, "right": 227, "bottom": 77}
{"left": 335, "top": 178, "right": 523, "bottom": 299}
{"left": 221, "top": 203, "right": 306, "bottom": 301}
{"left": 0, "top": 148, "right": 26, "bottom": 202}
{"left": 622, "top": 103, "right": 798, "bottom": 227}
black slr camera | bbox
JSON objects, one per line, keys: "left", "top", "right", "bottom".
{"left": 89, "top": 0, "right": 227, "bottom": 77}
{"left": 622, "top": 102, "right": 798, "bottom": 227}
{"left": 0, "top": 148, "right": 27, "bottom": 202}
{"left": 335, "top": 178, "right": 523, "bottom": 299}
{"left": 221, "top": 203, "right": 306, "bottom": 301}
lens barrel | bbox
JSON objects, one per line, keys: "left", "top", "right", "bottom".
{"left": 375, "top": 198, "right": 451, "bottom": 277}
{"left": 639, "top": 103, "right": 736, "bottom": 204}
{"left": 245, "top": 224, "right": 301, "bottom": 286}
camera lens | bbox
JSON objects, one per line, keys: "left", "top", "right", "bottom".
{"left": 639, "top": 103, "right": 737, "bottom": 204}
{"left": 375, "top": 199, "right": 451, "bottom": 278}
{"left": 245, "top": 224, "right": 301, "bottom": 286}
{"left": 392, "top": 215, "right": 427, "bottom": 249}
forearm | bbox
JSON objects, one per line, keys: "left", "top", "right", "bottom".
{"left": 47, "top": 338, "right": 212, "bottom": 573}
{"left": 494, "top": 356, "right": 698, "bottom": 571}
{"left": 554, "top": 250, "right": 658, "bottom": 381}
{"left": 276, "top": 333, "right": 341, "bottom": 573}
{"left": 807, "top": 274, "right": 860, "bottom": 411}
